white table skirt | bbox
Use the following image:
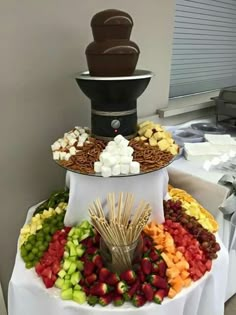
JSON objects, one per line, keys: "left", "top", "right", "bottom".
{"left": 171, "top": 159, "right": 236, "bottom": 300}
{"left": 8, "top": 204, "right": 229, "bottom": 315}
{"left": 64, "top": 169, "right": 169, "bottom": 227}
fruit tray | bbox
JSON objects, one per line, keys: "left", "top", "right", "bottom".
{"left": 18, "top": 186, "right": 220, "bottom": 308}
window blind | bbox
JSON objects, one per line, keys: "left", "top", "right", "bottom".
{"left": 170, "top": 0, "right": 236, "bottom": 97}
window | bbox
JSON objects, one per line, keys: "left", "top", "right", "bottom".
{"left": 170, "top": 0, "right": 236, "bottom": 98}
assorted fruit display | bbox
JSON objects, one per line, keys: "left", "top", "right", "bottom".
{"left": 51, "top": 121, "right": 179, "bottom": 177}
{"left": 19, "top": 186, "right": 220, "bottom": 308}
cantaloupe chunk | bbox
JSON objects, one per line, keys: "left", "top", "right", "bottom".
{"left": 168, "top": 288, "right": 177, "bottom": 298}
{"left": 180, "top": 270, "right": 190, "bottom": 280}
{"left": 175, "top": 260, "right": 189, "bottom": 272}
{"left": 184, "top": 278, "right": 192, "bottom": 287}
{"left": 171, "top": 276, "right": 184, "bottom": 293}
{"left": 161, "top": 252, "right": 174, "bottom": 268}
{"left": 166, "top": 267, "right": 180, "bottom": 279}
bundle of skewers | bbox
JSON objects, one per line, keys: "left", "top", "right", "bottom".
{"left": 89, "top": 192, "right": 152, "bottom": 272}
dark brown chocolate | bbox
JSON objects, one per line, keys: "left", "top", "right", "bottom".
{"left": 91, "top": 9, "right": 133, "bottom": 41}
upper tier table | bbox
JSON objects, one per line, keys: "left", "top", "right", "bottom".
{"left": 8, "top": 204, "right": 228, "bottom": 315}
{"left": 64, "top": 168, "right": 169, "bottom": 227}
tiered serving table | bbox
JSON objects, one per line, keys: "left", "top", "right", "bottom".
{"left": 8, "top": 168, "right": 229, "bottom": 315}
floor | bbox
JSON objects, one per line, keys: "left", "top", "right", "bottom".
{"left": 225, "top": 294, "right": 236, "bottom": 315}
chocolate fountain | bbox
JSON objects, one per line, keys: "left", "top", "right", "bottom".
{"left": 76, "top": 9, "right": 153, "bottom": 141}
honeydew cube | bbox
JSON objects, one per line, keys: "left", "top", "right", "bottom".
{"left": 69, "top": 146, "right": 76, "bottom": 155}
{"left": 120, "top": 164, "right": 130, "bottom": 175}
{"left": 94, "top": 161, "right": 102, "bottom": 173}
{"left": 53, "top": 151, "right": 60, "bottom": 160}
{"left": 112, "top": 164, "right": 121, "bottom": 176}
{"left": 130, "top": 161, "right": 140, "bottom": 174}
{"left": 114, "top": 134, "right": 124, "bottom": 144}
{"left": 101, "top": 166, "right": 112, "bottom": 178}
{"left": 120, "top": 156, "right": 133, "bottom": 164}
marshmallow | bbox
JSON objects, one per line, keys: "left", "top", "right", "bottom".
{"left": 119, "top": 139, "right": 129, "bottom": 148}
{"left": 103, "top": 155, "right": 117, "bottom": 167}
{"left": 107, "top": 141, "right": 116, "bottom": 147}
{"left": 101, "top": 166, "right": 112, "bottom": 178}
{"left": 53, "top": 151, "right": 60, "bottom": 160}
{"left": 120, "top": 156, "right": 133, "bottom": 164}
{"left": 130, "top": 161, "right": 140, "bottom": 174}
{"left": 112, "top": 164, "right": 121, "bottom": 176}
{"left": 119, "top": 147, "right": 130, "bottom": 156}
{"left": 99, "top": 152, "right": 110, "bottom": 163}
{"left": 126, "top": 146, "right": 134, "bottom": 156}
{"left": 114, "top": 134, "right": 124, "bottom": 144}
{"left": 94, "top": 161, "right": 102, "bottom": 173}
{"left": 105, "top": 145, "right": 119, "bottom": 154}
{"left": 69, "top": 146, "right": 76, "bottom": 155}
{"left": 120, "top": 164, "right": 130, "bottom": 175}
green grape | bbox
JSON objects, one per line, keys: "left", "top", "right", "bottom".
{"left": 25, "top": 262, "right": 34, "bottom": 269}
{"left": 50, "top": 227, "right": 57, "bottom": 235}
{"left": 25, "top": 243, "right": 32, "bottom": 251}
{"left": 36, "top": 235, "right": 44, "bottom": 241}
{"left": 45, "top": 235, "right": 51, "bottom": 242}
{"left": 32, "top": 248, "right": 38, "bottom": 255}
{"left": 20, "top": 246, "right": 28, "bottom": 257}
{"left": 43, "top": 226, "right": 50, "bottom": 234}
{"left": 35, "top": 241, "right": 43, "bottom": 247}
{"left": 28, "top": 253, "right": 35, "bottom": 261}
{"left": 28, "top": 235, "right": 36, "bottom": 244}
{"left": 38, "top": 245, "right": 45, "bottom": 252}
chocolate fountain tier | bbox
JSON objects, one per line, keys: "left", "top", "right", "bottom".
{"left": 76, "top": 70, "right": 153, "bottom": 140}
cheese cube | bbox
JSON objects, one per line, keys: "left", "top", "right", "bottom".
{"left": 69, "top": 146, "right": 76, "bottom": 155}
{"left": 68, "top": 137, "right": 77, "bottom": 146}
{"left": 59, "top": 152, "right": 67, "bottom": 160}
{"left": 158, "top": 139, "right": 170, "bottom": 151}
{"left": 144, "top": 129, "right": 153, "bottom": 139}
{"left": 51, "top": 141, "right": 61, "bottom": 151}
{"left": 65, "top": 153, "right": 71, "bottom": 161}
{"left": 149, "top": 137, "right": 158, "bottom": 146}
{"left": 53, "top": 151, "right": 60, "bottom": 160}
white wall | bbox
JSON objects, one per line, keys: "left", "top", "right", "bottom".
{"left": 0, "top": 0, "right": 175, "bottom": 300}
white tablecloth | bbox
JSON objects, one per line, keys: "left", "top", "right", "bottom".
{"left": 171, "top": 158, "right": 236, "bottom": 300}
{"left": 8, "top": 201, "right": 229, "bottom": 315}
{"left": 64, "top": 169, "right": 169, "bottom": 227}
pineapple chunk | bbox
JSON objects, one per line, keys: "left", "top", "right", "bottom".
{"left": 158, "top": 139, "right": 170, "bottom": 151}
{"left": 149, "top": 137, "right": 158, "bottom": 146}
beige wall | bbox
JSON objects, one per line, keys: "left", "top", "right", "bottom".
{"left": 0, "top": 0, "right": 175, "bottom": 300}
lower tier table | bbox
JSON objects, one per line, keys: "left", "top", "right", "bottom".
{"left": 8, "top": 204, "right": 229, "bottom": 315}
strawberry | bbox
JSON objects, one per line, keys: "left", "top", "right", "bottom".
{"left": 90, "top": 283, "right": 109, "bottom": 296}
{"left": 83, "top": 261, "right": 95, "bottom": 277}
{"left": 113, "top": 295, "right": 124, "bottom": 306}
{"left": 85, "top": 273, "right": 97, "bottom": 285}
{"left": 156, "top": 260, "right": 167, "bottom": 277}
{"left": 123, "top": 279, "right": 140, "bottom": 301}
{"left": 87, "top": 295, "right": 98, "bottom": 306}
{"left": 141, "top": 257, "right": 152, "bottom": 275}
{"left": 92, "top": 254, "right": 103, "bottom": 269}
{"left": 148, "top": 274, "right": 168, "bottom": 289}
{"left": 99, "top": 267, "right": 111, "bottom": 282}
{"left": 120, "top": 270, "right": 136, "bottom": 284}
{"left": 149, "top": 249, "right": 161, "bottom": 262}
{"left": 142, "top": 283, "right": 154, "bottom": 301}
{"left": 105, "top": 273, "right": 120, "bottom": 285}
{"left": 152, "top": 263, "right": 159, "bottom": 274}
{"left": 86, "top": 247, "right": 98, "bottom": 255}
{"left": 98, "top": 293, "right": 112, "bottom": 306}
{"left": 137, "top": 270, "right": 146, "bottom": 283}
{"left": 153, "top": 289, "right": 166, "bottom": 304}
{"left": 116, "top": 281, "right": 128, "bottom": 294}
{"left": 81, "top": 285, "right": 90, "bottom": 295}
{"left": 92, "top": 232, "right": 101, "bottom": 245}
{"left": 132, "top": 294, "right": 146, "bottom": 307}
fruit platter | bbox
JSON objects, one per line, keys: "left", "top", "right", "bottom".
{"left": 51, "top": 121, "right": 179, "bottom": 177}
{"left": 18, "top": 185, "right": 221, "bottom": 308}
